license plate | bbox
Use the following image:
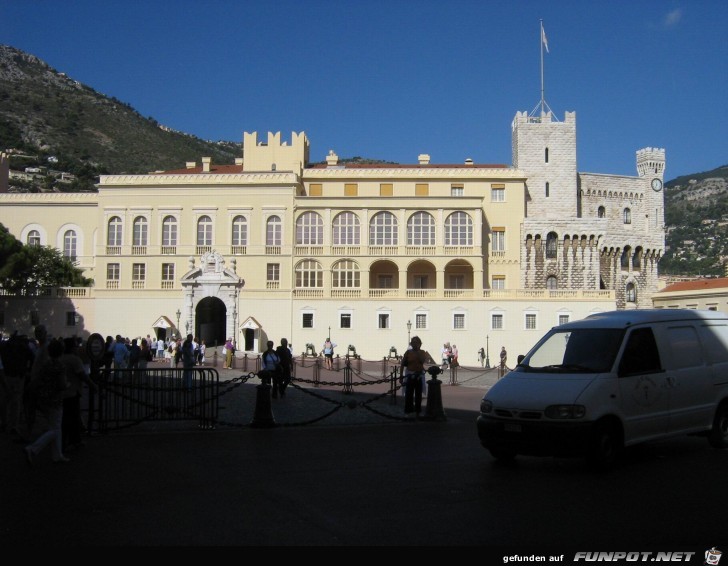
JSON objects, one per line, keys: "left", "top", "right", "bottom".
{"left": 503, "top": 423, "right": 522, "bottom": 433}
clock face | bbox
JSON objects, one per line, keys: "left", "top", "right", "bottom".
{"left": 651, "top": 178, "right": 663, "bottom": 192}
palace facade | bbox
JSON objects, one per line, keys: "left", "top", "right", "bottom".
{"left": 0, "top": 110, "right": 665, "bottom": 363}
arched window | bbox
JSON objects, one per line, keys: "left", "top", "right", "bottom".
{"left": 107, "top": 216, "right": 122, "bottom": 246}
{"left": 407, "top": 211, "right": 435, "bottom": 246}
{"left": 369, "top": 211, "right": 398, "bottom": 245}
{"left": 197, "top": 215, "right": 213, "bottom": 246}
{"left": 332, "top": 212, "right": 360, "bottom": 245}
{"left": 621, "top": 246, "right": 631, "bottom": 270}
{"left": 623, "top": 208, "right": 632, "bottom": 224}
{"left": 266, "top": 215, "right": 282, "bottom": 246}
{"left": 444, "top": 211, "right": 473, "bottom": 246}
{"left": 546, "top": 275, "right": 558, "bottom": 289}
{"left": 296, "top": 211, "right": 323, "bottom": 245}
{"left": 546, "top": 232, "right": 558, "bottom": 259}
{"left": 295, "top": 259, "right": 323, "bottom": 288}
{"left": 232, "top": 215, "right": 247, "bottom": 246}
{"left": 332, "top": 259, "right": 360, "bottom": 288}
{"left": 63, "top": 230, "right": 77, "bottom": 262}
{"left": 633, "top": 246, "right": 642, "bottom": 270}
{"left": 597, "top": 206, "right": 605, "bottom": 218}
{"left": 626, "top": 282, "right": 637, "bottom": 303}
{"left": 132, "top": 216, "right": 148, "bottom": 246}
{"left": 162, "top": 216, "right": 177, "bottom": 246}
{"left": 27, "top": 230, "right": 41, "bottom": 246}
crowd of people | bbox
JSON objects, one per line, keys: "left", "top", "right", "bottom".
{"left": 0, "top": 325, "right": 97, "bottom": 465}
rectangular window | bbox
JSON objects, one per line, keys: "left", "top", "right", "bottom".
{"left": 449, "top": 275, "right": 465, "bottom": 289}
{"left": 492, "top": 275, "right": 505, "bottom": 290}
{"left": 491, "top": 184, "right": 505, "bottom": 202}
{"left": 415, "top": 183, "right": 429, "bottom": 196}
{"left": 378, "top": 275, "right": 393, "bottom": 288}
{"left": 162, "top": 263, "right": 175, "bottom": 289}
{"left": 267, "top": 263, "right": 280, "bottom": 282}
{"left": 378, "top": 313, "right": 390, "bottom": 329}
{"left": 453, "top": 313, "right": 465, "bottom": 329}
{"left": 309, "top": 183, "right": 322, "bottom": 196}
{"left": 107, "top": 263, "right": 120, "bottom": 281}
{"left": 451, "top": 184, "right": 464, "bottom": 197}
{"left": 414, "top": 275, "right": 428, "bottom": 289}
{"left": 415, "top": 313, "right": 427, "bottom": 329}
{"left": 525, "top": 313, "right": 537, "bottom": 330}
{"left": 302, "top": 312, "right": 314, "bottom": 329}
{"left": 491, "top": 229, "right": 505, "bottom": 252}
{"left": 491, "top": 314, "right": 503, "bottom": 330}
{"left": 558, "top": 314, "right": 570, "bottom": 326}
{"left": 162, "top": 263, "right": 175, "bottom": 281}
{"left": 344, "top": 183, "right": 358, "bottom": 196}
{"left": 380, "top": 183, "right": 393, "bottom": 197}
{"left": 340, "top": 313, "right": 352, "bottom": 329}
{"left": 132, "top": 263, "right": 146, "bottom": 288}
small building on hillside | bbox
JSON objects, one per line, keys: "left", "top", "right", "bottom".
{"left": 652, "top": 277, "right": 728, "bottom": 314}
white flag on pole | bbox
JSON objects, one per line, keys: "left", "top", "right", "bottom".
{"left": 541, "top": 24, "right": 549, "bottom": 53}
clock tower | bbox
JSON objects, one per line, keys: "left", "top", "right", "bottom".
{"left": 637, "top": 147, "right": 666, "bottom": 235}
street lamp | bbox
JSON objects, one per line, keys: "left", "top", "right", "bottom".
{"left": 175, "top": 309, "right": 181, "bottom": 337}
{"left": 407, "top": 320, "right": 412, "bottom": 344}
{"left": 485, "top": 334, "right": 491, "bottom": 369}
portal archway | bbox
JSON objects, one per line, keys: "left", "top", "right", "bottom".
{"left": 196, "top": 296, "right": 226, "bottom": 348}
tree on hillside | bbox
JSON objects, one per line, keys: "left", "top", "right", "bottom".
{"left": 0, "top": 223, "right": 92, "bottom": 293}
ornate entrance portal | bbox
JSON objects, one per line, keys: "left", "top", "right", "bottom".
{"left": 196, "top": 297, "right": 226, "bottom": 347}
{"left": 180, "top": 251, "right": 242, "bottom": 349}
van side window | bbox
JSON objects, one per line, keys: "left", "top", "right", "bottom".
{"left": 700, "top": 324, "right": 728, "bottom": 365}
{"left": 619, "top": 328, "right": 662, "bottom": 376}
{"left": 666, "top": 326, "right": 704, "bottom": 369}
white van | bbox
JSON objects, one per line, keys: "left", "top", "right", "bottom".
{"left": 477, "top": 309, "right": 728, "bottom": 467}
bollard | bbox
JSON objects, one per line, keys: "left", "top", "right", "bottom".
{"left": 213, "top": 350, "right": 218, "bottom": 368}
{"left": 250, "top": 371, "right": 276, "bottom": 428}
{"left": 423, "top": 366, "right": 447, "bottom": 421}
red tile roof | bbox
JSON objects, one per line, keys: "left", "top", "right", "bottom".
{"left": 659, "top": 277, "right": 728, "bottom": 293}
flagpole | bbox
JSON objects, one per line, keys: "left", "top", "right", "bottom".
{"left": 540, "top": 19, "right": 545, "bottom": 115}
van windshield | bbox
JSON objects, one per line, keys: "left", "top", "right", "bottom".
{"left": 519, "top": 328, "right": 625, "bottom": 373}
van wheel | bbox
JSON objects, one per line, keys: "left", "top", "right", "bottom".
{"left": 708, "top": 403, "right": 728, "bottom": 449}
{"left": 489, "top": 448, "right": 517, "bottom": 462}
{"left": 586, "top": 421, "right": 622, "bottom": 469}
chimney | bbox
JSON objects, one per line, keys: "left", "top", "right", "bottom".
{"left": 202, "top": 157, "right": 211, "bottom": 172}
{"left": 418, "top": 154, "right": 430, "bottom": 165}
{"left": 186, "top": 161, "right": 196, "bottom": 169}
{"left": 326, "top": 150, "right": 339, "bottom": 166}
{"left": 464, "top": 158, "right": 474, "bottom": 166}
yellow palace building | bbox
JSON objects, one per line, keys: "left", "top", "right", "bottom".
{"left": 0, "top": 109, "right": 665, "bottom": 363}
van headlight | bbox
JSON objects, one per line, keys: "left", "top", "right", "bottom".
{"left": 544, "top": 405, "right": 586, "bottom": 419}
{"left": 480, "top": 399, "right": 493, "bottom": 414}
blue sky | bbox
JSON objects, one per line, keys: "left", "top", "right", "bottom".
{"left": 1, "top": 0, "right": 726, "bottom": 180}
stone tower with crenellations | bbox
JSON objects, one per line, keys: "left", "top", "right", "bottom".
{"left": 513, "top": 110, "right": 665, "bottom": 308}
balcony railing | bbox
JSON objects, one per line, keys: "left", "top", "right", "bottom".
{"left": 106, "top": 280, "right": 120, "bottom": 289}
{"left": 196, "top": 245, "right": 212, "bottom": 255}
{"left": 131, "top": 245, "right": 147, "bottom": 255}
{"left": 406, "top": 289, "right": 436, "bottom": 298}
{"left": 266, "top": 246, "right": 281, "bottom": 255}
{"left": 405, "top": 246, "right": 436, "bottom": 256}
{"left": 331, "top": 289, "right": 361, "bottom": 298}
{"left": 294, "top": 245, "right": 324, "bottom": 256}
{"left": 266, "top": 281, "right": 280, "bottom": 289}
{"left": 161, "top": 281, "right": 174, "bottom": 290}
{"left": 331, "top": 246, "right": 360, "bottom": 256}
{"left": 293, "top": 288, "right": 324, "bottom": 298}
{"left": 444, "top": 289, "right": 474, "bottom": 298}
{"left": 368, "top": 245, "right": 399, "bottom": 256}
{"left": 161, "top": 246, "right": 177, "bottom": 255}
{"left": 106, "top": 246, "right": 122, "bottom": 255}
{"left": 444, "top": 246, "right": 473, "bottom": 255}
{"left": 231, "top": 245, "right": 247, "bottom": 255}
{"left": 369, "top": 289, "right": 399, "bottom": 298}
{"left": 132, "top": 280, "right": 146, "bottom": 289}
